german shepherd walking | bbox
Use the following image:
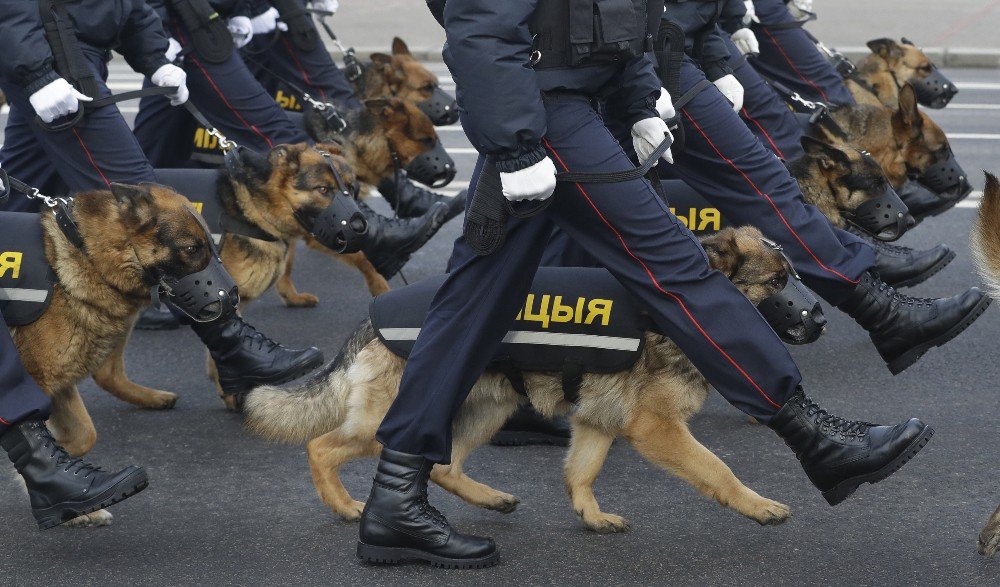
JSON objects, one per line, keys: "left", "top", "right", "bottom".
{"left": 849, "top": 39, "right": 943, "bottom": 108}
{"left": 243, "top": 227, "right": 799, "bottom": 532}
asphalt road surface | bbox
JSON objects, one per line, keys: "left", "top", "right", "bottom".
{"left": 2, "top": 63, "right": 1000, "bottom": 586}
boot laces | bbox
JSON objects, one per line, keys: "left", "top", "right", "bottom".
{"left": 874, "top": 241, "right": 912, "bottom": 256}
{"left": 871, "top": 274, "right": 933, "bottom": 308}
{"left": 235, "top": 318, "right": 281, "bottom": 354}
{"left": 416, "top": 485, "right": 450, "bottom": 528}
{"left": 32, "top": 424, "right": 101, "bottom": 477}
{"left": 796, "top": 395, "right": 872, "bottom": 439}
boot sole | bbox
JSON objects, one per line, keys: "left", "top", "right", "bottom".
{"left": 35, "top": 468, "right": 149, "bottom": 530}
{"left": 885, "top": 295, "right": 992, "bottom": 375}
{"left": 490, "top": 430, "right": 569, "bottom": 447}
{"left": 890, "top": 248, "right": 956, "bottom": 289}
{"left": 357, "top": 542, "right": 500, "bottom": 569}
{"left": 821, "top": 425, "right": 933, "bottom": 506}
{"left": 219, "top": 353, "right": 325, "bottom": 396}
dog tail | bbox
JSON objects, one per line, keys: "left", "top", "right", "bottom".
{"left": 243, "top": 319, "right": 377, "bottom": 444}
{"left": 973, "top": 172, "right": 1000, "bottom": 298}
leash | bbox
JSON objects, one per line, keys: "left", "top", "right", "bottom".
{"left": 753, "top": 70, "right": 849, "bottom": 140}
{"left": 35, "top": 85, "right": 179, "bottom": 132}
{"left": 240, "top": 53, "right": 348, "bottom": 133}
{"left": 4, "top": 171, "right": 85, "bottom": 251}
{"left": 306, "top": 9, "right": 366, "bottom": 84}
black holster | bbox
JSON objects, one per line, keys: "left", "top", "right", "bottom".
{"left": 168, "top": 0, "right": 234, "bottom": 63}
{"left": 653, "top": 19, "right": 687, "bottom": 152}
{"left": 272, "top": 0, "right": 320, "bottom": 52}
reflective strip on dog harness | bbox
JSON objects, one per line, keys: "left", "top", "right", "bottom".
{"left": 379, "top": 328, "right": 642, "bottom": 352}
{"left": 0, "top": 288, "right": 49, "bottom": 303}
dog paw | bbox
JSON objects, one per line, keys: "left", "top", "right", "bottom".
{"left": 979, "top": 522, "right": 1000, "bottom": 556}
{"left": 63, "top": 509, "right": 113, "bottom": 528}
{"left": 749, "top": 498, "right": 791, "bottom": 526}
{"left": 147, "top": 391, "right": 179, "bottom": 410}
{"left": 282, "top": 293, "right": 320, "bottom": 308}
{"left": 583, "top": 512, "right": 630, "bottom": 534}
{"left": 338, "top": 500, "right": 366, "bottom": 522}
{"left": 483, "top": 493, "right": 520, "bottom": 514}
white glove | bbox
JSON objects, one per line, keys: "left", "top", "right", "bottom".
{"left": 151, "top": 64, "right": 189, "bottom": 106}
{"left": 500, "top": 157, "right": 557, "bottom": 203}
{"left": 655, "top": 87, "right": 676, "bottom": 120}
{"left": 788, "top": 0, "right": 812, "bottom": 18}
{"left": 631, "top": 117, "right": 674, "bottom": 165}
{"left": 743, "top": 0, "right": 759, "bottom": 25}
{"left": 227, "top": 16, "right": 254, "bottom": 48}
{"left": 731, "top": 28, "right": 759, "bottom": 56}
{"left": 713, "top": 74, "right": 744, "bottom": 112}
{"left": 166, "top": 37, "right": 183, "bottom": 63}
{"left": 251, "top": 7, "right": 288, "bottom": 35}
{"left": 310, "top": 0, "right": 339, "bottom": 14}
{"left": 29, "top": 78, "right": 91, "bottom": 123}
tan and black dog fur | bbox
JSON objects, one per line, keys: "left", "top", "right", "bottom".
{"left": 244, "top": 226, "right": 795, "bottom": 533}
{"left": 361, "top": 38, "right": 447, "bottom": 107}
{"left": 791, "top": 136, "right": 899, "bottom": 229}
{"left": 849, "top": 39, "right": 942, "bottom": 108}
{"left": 973, "top": 173, "right": 1000, "bottom": 556}
{"left": 8, "top": 184, "right": 216, "bottom": 525}
{"left": 814, "top": 84, "right": 950, "bottom": 190}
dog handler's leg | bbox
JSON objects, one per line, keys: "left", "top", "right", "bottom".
{"left": 92, "top": 333, "right": 179, "bottom": 410}
{"left": 626, "top": 410, "right": 791, "bottom": 525}
{"left": 562, "top": 419, "right": 622, "bottom": 533}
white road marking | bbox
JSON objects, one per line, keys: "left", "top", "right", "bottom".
{"left": 946, "top": 104, "right": 1000, "bottom": 110}
{"left": 949, "top": 133, "right": 1000, "bottom": 140}
{"left": 956, "top": 82, "right": 1000, "bottom": 91}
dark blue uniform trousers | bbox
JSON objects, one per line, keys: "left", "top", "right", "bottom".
{"left": 750, "top": 0, "right": 855, "bottom": 107}
{"left": 0, "top": 49, "right": 157, "bottom": 211}
{"left": 376, "top": 93, "right": 802, "bottom": 464}
{"left": 242, "top": 32, "right": 362, "bottom": 111}
{"left": 654, "top": 60, "right": 874, "bottom": 306}
{"left": 0, "top": 315, "right": 51, "bottom": 434}
{"left": 134, "top": 19, "right": 309, "bottom": 167}
{"left": 724, "top": 35, "right": 807, "bottom": 161}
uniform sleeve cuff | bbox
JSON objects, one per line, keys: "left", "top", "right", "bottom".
{"left": 702, "top": 61, "right": 733, "bottom": 82}
{"left": 24, "top": 70, "right": 61, "bottom": 94}
{"left": 494, "top": 143, "right": 547, "bottom": 173}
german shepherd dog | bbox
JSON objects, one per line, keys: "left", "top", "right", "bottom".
{"left": 8, "top": 184, "right": 217, "bottom": 525}
{"left": 362, "top": 38, "right": 449, "bottom": 107}
{"left": 792, "top": 136, "right": 900, "bottom": 230}
{"left": 849, "top": 39, "right": 942, "bottom": 108}
{"left": 813, "top": 84, "right": 950, "bottom": 190}
{"left": 243, "top": 226, "right": 798, "bottom": 533}
{"left": 972, "top": 173, "right": 1000, "bottom": 556}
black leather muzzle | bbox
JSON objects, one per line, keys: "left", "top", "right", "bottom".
{"left": 418, "top": 86, "right": 460, "bottom": 126}
{"left": 910, "top": 66, "right": 958, "bottom": 109}
{"left": 755, "top": 240, "right": 826, "bottom": 345}
{"left": 843, "top": 184, "right": 910, "bottom": 242}
{"left": 405, "top": 138, "right": 456, "bottom": 188}
{"left": 295, "top": 194, "right": 369, "bottom": 253}
{"left": 917, "top": 150, "right": 972, "bottom": 201}
{"left": 158, "top": 211, "right": 239, "bottom": 323}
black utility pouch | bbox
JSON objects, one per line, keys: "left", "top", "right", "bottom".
{"left": 169, "top": 0, "right": 234, "bottom": 63}
{"left": 272, "top": 0, "right": 321, "bottom": 52}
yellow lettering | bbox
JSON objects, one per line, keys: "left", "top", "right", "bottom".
{"left": 574, "top": 297, "right": 585, "bottom": 324}
{"left": 0, "top": 252, "right": 23, "bottom": 279}
{"left": 550, "top": 296, "right": 575, "bottom": 324}
{"left": 584, "top": 298, "right": 613, "bottom": 326}
{"left": 669, "top": 206, "right": 689, "bottom": 228}
{"left": 697, "top": 208, "right": 721, "bottom": 232}
{"left": 191, "top": 202, "right": 204, "bottom": 214}
{"left": 194, "top": 127, "right": 219, "bottom": 151}
{"left": 521, "top": 294, "right": 551, "bottom": 328}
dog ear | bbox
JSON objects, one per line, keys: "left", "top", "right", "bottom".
{"left": 364, "top": 97, "right": 403, "bottom": 120}
{"left": 370, "top": 53, "right": 394, "bottom": 68}
{"left": 391, "top": 37, "right": 411, "bottom": 56}
{"left": 867, "top": 38, "right": 903, "bottom": 62}
{"left": 701, "top": 228, "right": 742, "bottom": 277}
{"left": 801, "top": 136, "right": 852, "bottom": 170}
{"left": 896, "top": 83, "right": 922, "bottom": 127}
{"left": 111, "top": 183, "right": 156, "bottom": 230}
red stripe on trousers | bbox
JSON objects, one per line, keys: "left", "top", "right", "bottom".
{"left": 760, "top": 26, "right": 830, "bottom": 103}
{"left": 71, "top": 128, "right": 111, "bottom": 189}
{"left": 741, "top": 106, "right": 786, "bottom": 160}
{"left": 543, "top": 138, "right": 781, "bottom": 409}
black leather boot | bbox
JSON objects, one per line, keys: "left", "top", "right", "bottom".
{"left": 837, "top": 271, "right": 990, "bottom": 374}
{"left": 378, "top": 173, "right": 467, "bottom": 222}
{"left": 191, "top": 315, "right": 324, "bottom": 396}
{"left": 358, "top": 448, "right": 499, "bottom": 569}
{"left": 872, "top": 240, "right": 955, "bottom": 288}
{"left": 769, "top": 389, "right": 932, "bottom": 506}
{"left": 491, "top": 404, "right": 571, "bottom": 447}
{"left": 899, "top": 179, "right": 952, "bottom": 223}
{"left": 359, "top": 200, "right": 449, "bottom": 280}
{"left": 1, "top": 419, "right": 148, "bottom": 529}
{"left": 135, "top": 303, "right": 181, "bottom": 331}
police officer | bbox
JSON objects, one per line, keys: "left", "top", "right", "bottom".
{"left": 356, "top": 0, "right": 933, "bottom": 569}
{"left": 0, "top": 0, "right": 324, "bottom": 400}
{"left": 238, "top": 0, "right": 466, "bottom": 225}
{"left": 132, "top": 0, "right": 448, "bottom": 297}
{"left": 0, "top": 303, "right": 148, "bottom": 529}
